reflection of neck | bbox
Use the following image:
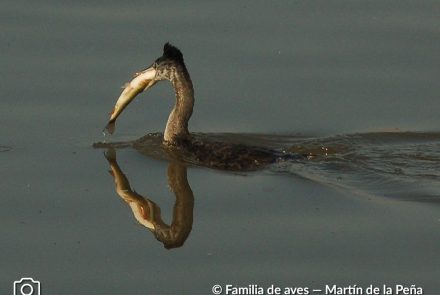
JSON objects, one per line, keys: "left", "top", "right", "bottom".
{"left": 164, "top": 66, "right": 194, "bottom": 144}
{"left": 155, "top": 162, "right": 194, "bottom": 249}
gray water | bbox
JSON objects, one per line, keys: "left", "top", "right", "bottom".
{"left": 1, "top": 1, "right": 440, "bottom": 294}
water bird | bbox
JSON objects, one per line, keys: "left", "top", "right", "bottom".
{"left": 103, "top": 43, "right": 303, "bottom": 171}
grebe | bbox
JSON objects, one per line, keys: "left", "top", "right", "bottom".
{"left": 104, "top": 43, "right": 302, "bottom": 171}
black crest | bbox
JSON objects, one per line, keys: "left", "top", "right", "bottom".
{"left": 163, "top": 42, "right": 184, "bottom": 62}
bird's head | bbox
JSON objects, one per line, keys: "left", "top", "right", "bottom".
{"left": 147, "top": 43, "right": 186, "bottom": 82}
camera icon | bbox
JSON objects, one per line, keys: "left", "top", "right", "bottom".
{"left": 13, "top": 278, "right": 41, "bottom": 295}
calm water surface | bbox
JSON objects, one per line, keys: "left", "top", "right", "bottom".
{"left": 1, "top": 1, "right": 439, "bottom": 294}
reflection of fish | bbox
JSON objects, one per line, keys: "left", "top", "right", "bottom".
{"left": 104, "top": 67, "right": 157, "bottom": 134}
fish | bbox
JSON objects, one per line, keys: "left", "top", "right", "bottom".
{"left": 104, "top": 67, "right": 157, "bottom": 135}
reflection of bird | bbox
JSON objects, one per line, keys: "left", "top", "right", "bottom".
{"left": 105, "top": 149, "right": 194, "bottom": 249}
{"left": 104, "top": 43, "right": 303, "bottom": 171}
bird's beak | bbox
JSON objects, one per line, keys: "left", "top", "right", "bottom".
{"left": 104, "top": 66, "right": 157, "bottom": 135}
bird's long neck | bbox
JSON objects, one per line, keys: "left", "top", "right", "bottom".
{"left": 164, "top": 65, "right": 194, "bottom": 144}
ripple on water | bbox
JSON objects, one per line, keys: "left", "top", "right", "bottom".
{"left": 0, "top": 145, "right": 11, "bottom": 152}
{"left": 279, "top": 132, "right": 440, "bottom": 202}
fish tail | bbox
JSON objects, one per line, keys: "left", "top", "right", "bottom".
{"left": 104, "top": 120, "right": 116, "bottom": 135}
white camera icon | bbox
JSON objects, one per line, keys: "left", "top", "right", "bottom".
{"left": 13, "top": 278, "right": 41, "bottom": 295}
